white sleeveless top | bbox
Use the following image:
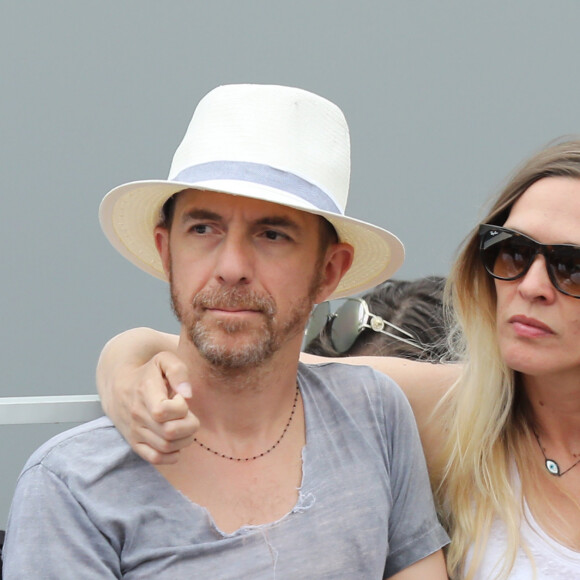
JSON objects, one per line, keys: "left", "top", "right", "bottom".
{"left": 471, "top": 499, "right": 580, "bottom": 579}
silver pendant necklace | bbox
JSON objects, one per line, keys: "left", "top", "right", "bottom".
{"left": 533, "top": 429, "right": 580, "bottom": 477}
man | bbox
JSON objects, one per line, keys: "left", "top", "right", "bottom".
{"left": 3, "top": 84, "right": 448, "bottom": 578}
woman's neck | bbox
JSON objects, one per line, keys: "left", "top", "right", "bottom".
{"left": 522, "top": 373, "right": 580, "bottom": 455}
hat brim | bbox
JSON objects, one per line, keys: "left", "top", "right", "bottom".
{"left": 99, "top": 179, "right": 405, "bottom": 300}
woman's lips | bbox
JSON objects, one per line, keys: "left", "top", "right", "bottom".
{"left": 509, "top": 315, "right": 554, "bottom": 338}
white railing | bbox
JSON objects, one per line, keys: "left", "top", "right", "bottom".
{"left": 0, "top": 395, "right": 103, "bottom": 425}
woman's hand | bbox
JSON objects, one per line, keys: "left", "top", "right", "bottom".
{"left": 96, "top": 328, "right": 199, "bottom": 464}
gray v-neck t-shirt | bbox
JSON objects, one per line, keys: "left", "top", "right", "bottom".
{"left": 3, "top": 362, "right": 448, "bottom": 579}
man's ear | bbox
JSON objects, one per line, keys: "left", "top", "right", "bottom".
{"left": 154, "top": 226, "right": 171, "bottom": 278}
{"left": 314, "top": 243, "right": 355, "bottom": 303}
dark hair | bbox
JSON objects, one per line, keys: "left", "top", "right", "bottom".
{"left": 159, "top": 193, "right": 180, "bottom": 229}
{"left": 306, "top": 276, "right": 455, "bottom": 361}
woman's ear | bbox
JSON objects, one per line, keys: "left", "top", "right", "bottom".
{"left": 314, "top": 242, "right": 355, "bottom": 303}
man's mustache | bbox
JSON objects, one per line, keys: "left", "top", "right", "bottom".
{"left": 192, "top": 289, "right": 276, "bottom": 317}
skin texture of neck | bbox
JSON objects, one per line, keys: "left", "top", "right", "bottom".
{"left": 176, "top": 328, "right": 303, "bottom": 440}
{"left": 523, "top": 373, "right": 580, "bottom": 456}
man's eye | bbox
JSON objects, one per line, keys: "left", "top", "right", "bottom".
{"left": 263, "top": 230, "right": 288, "bottom": 241}
{"left": 190, "top": 224, "right": 211, "bottom": 234}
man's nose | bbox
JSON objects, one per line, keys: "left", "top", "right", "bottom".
{"left": 214, "top": 233, "right": 254, "bottom": 286}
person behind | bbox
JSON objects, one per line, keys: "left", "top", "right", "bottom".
{"left": 94, "top": 138, "right": 580, "bottom": 578}
{"left": 2, "top": 84, "right": 448, "bottom": 579}
{"left": 304, "top": 276, "right": 455, "bottom": 361}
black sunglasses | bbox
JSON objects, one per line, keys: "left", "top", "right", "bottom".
{"left": 478, "top": 224, "right": 580, "bottom": 299}
{"left": 303, "top": 297, "right": 424, "bottom": 354}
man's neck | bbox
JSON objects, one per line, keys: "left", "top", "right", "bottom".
{"left": 175, "top": 332, "right": 302, "bottom": 434}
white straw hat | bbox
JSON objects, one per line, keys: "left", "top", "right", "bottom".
{"left": 99, "top": 84, "right": 404, "bottom": 299}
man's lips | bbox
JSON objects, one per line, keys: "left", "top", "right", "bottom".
{"left": 204, "top": 307, "right": 264, "bottom": 317}
{"left": 205, "top": 305, "right": 262, "bottom": 313}
{"left": 508, "top": 315, "right": 554, "bottom": 338}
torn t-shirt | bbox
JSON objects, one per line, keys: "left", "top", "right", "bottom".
{"left": 3, "top": 362, "right": 448, "bottom": 579}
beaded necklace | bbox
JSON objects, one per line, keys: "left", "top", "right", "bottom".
{"left": 193, "top": 384, "right": 300, "bottom": 462}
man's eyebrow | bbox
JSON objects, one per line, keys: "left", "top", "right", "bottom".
{"left": 180, "top": 209, "right": 303, "bottom": 231}
{"left": 255, "top": 216, "right": 301, "bottom": 230}
{"left": 181, "top": 209, "right": 222, "bottom": 223}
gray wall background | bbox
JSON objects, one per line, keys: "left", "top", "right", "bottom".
{"left": 2, "top": 1, "right": 580, "bottom": 528}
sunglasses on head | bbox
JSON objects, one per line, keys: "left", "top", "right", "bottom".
{"left": 303, "top": 297, "right": 425, "bottom": 354}
{"left": 478, "top": 224, "right": 580, "bottom": 299}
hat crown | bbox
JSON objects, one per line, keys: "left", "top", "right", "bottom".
{"left": 168, "top": 84, "right": 350, "bottom": 213}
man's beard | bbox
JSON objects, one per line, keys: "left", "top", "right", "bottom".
{"left": 170, "top": 274, "right": 322, "bottom": 370}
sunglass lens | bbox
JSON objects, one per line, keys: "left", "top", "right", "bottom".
{"left": 331, "top": 299, "right": 364, "bottom": 353}
{"left": 303, "top": 302, "right": 330, "bottom": 348}
{"left": 482, "top": 232, "right": 532, "bottom": 280}
{"left": 549, "top": 251, "right": 580, "bottom": 297}
{"left": 493, "top": 239, "right": 533, "bottom": 279}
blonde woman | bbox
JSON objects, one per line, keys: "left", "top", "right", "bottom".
{"left": 97, "top": 140, "right": 580, "bottom": 578}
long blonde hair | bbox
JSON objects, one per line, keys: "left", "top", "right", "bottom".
{"left": 435, "top": 139, "right": 580, "bottom": 579}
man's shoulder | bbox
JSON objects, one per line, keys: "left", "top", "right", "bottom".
{"left": 298, "top": 360, "right": 409, "bottom": 411}
{"left": 299, "top": 360, "right": 402, "bottom": 392}
{"left": 297, "top": 361, "right": 419, "bottom": 458}
{"left": 21, "top": 416, "right": 129, "bottom": 477}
